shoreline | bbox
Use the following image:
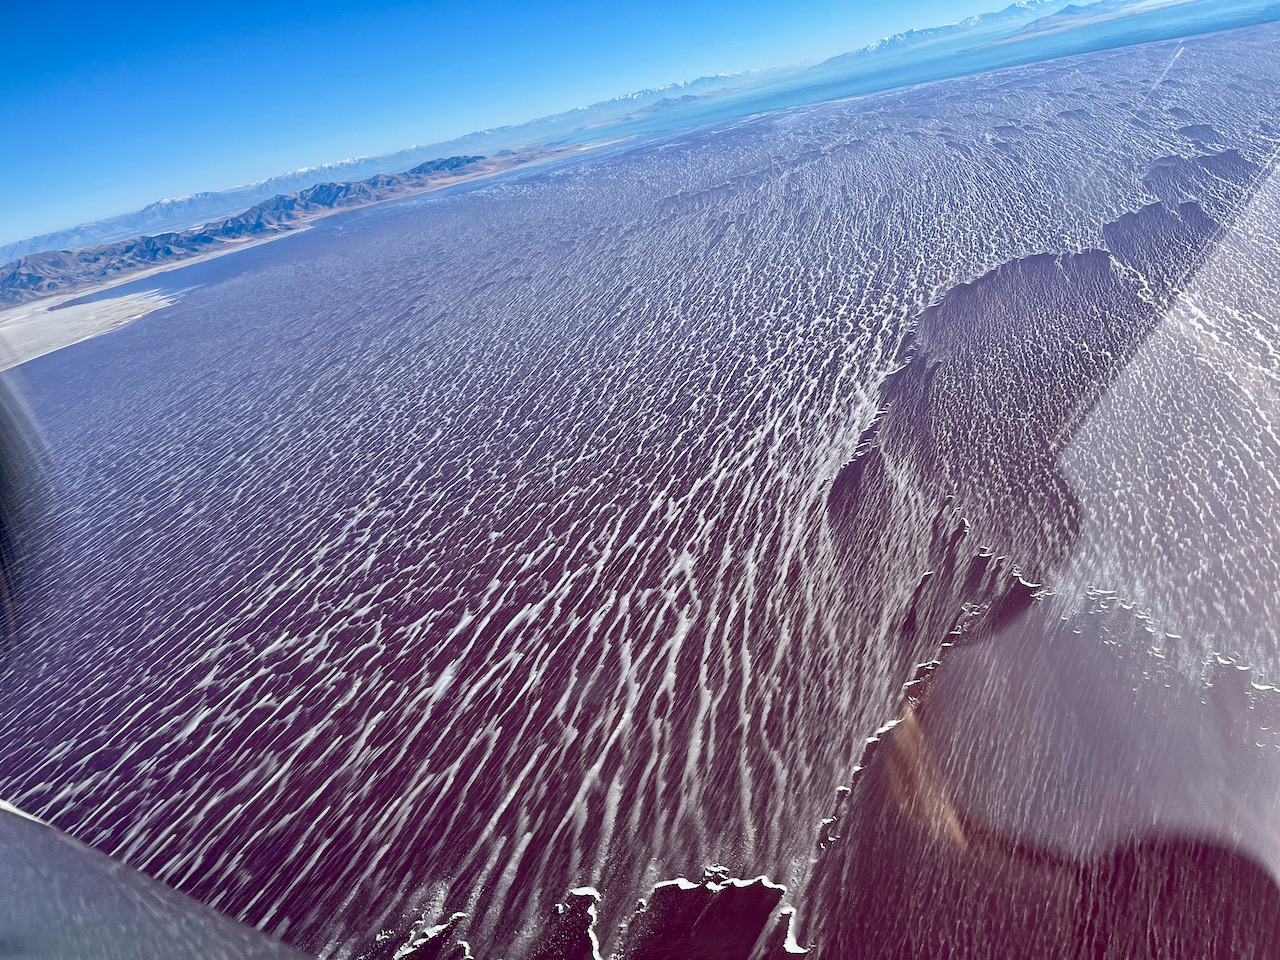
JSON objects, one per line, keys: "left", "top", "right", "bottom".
{"left": 0, "top": 141, "right": 610, "bottom": 370}
{"left": 0, "top": 231, "right": 294, "bottom": 370}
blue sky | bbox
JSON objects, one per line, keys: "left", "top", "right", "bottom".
{"left": 2, "top": 0, "right": 1000, "bottom": 244}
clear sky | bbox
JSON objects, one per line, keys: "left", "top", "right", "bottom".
{"left": 1, "top": 0, "right": 1001, "bottom": 244}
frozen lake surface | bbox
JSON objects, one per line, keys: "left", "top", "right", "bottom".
{"left": 3, "top": 22, "right": 1280, "bottom": 959}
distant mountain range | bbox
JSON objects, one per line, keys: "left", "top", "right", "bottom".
{"left": 0, "top": 73, "right": 777, "bottom": 264}
{"left": 0, "top": 153, "right": 563, "bottom": 306}
{"left": 0, "top": 3, "right": 1073, "bottom": 264}
{"left": 4, "top": 0, "right": 1276, "bottom": 273}
{"left": 819, "top": 0, "right": 1066, "bottom": 63}
{"left": 1007, "top": 0, "right": 1194, "bottom": 38}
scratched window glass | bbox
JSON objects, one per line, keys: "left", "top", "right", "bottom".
{"left": 1, "top": 3, "right": 1279, "bottom": 959}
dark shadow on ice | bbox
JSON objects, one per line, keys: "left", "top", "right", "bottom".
{"left": 800, "top": 594, "right": 1280, "bottom": 959}
{"left": 797, "top": 122, "right": 1280, "bottom": 958}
